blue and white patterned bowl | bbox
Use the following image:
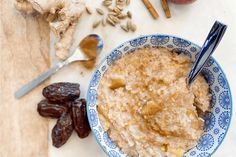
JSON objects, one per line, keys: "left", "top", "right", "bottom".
{"left": 87, "top": 35, "right": 232, "bottom": 157}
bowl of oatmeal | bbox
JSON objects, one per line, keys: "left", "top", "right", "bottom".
{"left": 87, "top": 35, "right": 232, "bottom": 157}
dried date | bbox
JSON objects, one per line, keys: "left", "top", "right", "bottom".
{"left": 37, "top": 99, "right": 68, "bottom": 118}
{"left": 38, "top": 82, "right": 91, "bottom": 148}
{"left": 52, "top": 112, "right": 74, "bottom": 148}
{"left": 71, "top": 98, "right": 91, "bottom": 138}
{"left": 43, "top": 82, "right": 80, "bottom": 103}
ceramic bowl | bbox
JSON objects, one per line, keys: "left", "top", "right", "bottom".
{"left": 87, "top": 35, "right": 232, "bottom": 157}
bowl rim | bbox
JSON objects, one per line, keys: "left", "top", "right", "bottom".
{"left": 86, "top": 34, "right": 233, "bottom": 157}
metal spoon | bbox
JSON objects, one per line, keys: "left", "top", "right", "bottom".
{"left": 188, "top": 21, "right": 227, "bottom": 86}
{"left": 15, "top": 34, "right": 103, "bottom": 98}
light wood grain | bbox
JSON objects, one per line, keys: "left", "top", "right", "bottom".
{"left": 0, "top": 0, "right": 50, "bottom": 157}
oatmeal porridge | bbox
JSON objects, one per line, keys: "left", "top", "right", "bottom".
{"left": 97, "top": 48, "right": 210, "bottom": 157}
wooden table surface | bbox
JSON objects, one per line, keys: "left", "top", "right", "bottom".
{"left": 1, "top": 0, "right": 50, "bottom": 156}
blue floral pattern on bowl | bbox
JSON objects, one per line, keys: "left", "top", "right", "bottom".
{"left": 204, "top": 112, "right": 216, "bottom": 132}
{"left": 173, "top": 37, "right": 191, "bottom": 47}
{"left": 87, "top": 89, "right": 97, "bottom": 107}
{"left": 150, "top": 35, "right": 169, "bottom": 46}
{"left": 218, "top": 111, "right": 230, "bottom": 130}
{"left": 129, "top": 37, "right": 147, "bottom": 47}
{"left": 218, "top": 73, "right": 228, "bottom": 89}
{"left": 87, "top": 35, "right": 232, "bottom": 157}
{"left": 107, "top": 50, "right": 122, "bottom": 65}
{"left": 196, "top": 134, "right": 214, "bottom": 151}
{"left": 201, "top": 68, "right": 215, "bottom": 86}
{"left": 219, "top": 91, "right": 231, "bottom": 110}
{"left": 90, "top": 70, "right": 101, "bottom": 87}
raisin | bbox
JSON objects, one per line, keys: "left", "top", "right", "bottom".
{"left": 43, "top": 82, "right": 80, "bottom": 103}
{"left": 71, "top": 98, "right": 91, "bottom": 138}
{"left": 37, "top": 99, "right": 67, "bottom": 118}
{"left": 51, "top": 112, "right": 74, "bottom": 148}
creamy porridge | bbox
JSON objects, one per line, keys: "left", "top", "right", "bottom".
{"left": 97, "top": 48, "right": 210, "bottom": 157}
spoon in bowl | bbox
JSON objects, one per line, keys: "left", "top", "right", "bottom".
{"left": 188, "top": 21, "right": 227, "bottom": 86}
{"left": 15, "top": 34, "right": 103, "bottom": 98}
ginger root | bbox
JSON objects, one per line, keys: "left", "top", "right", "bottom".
{"left": 15, "top": 0, "right": 85, "bottom": 60}
{"left": 15, "top": 0, "right": 35, "bottom": 14}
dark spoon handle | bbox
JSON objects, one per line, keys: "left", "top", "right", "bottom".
{"left": 188, "top": 21, "right": 227, "bottom": 85}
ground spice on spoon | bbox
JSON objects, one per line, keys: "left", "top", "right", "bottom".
{"left": 79, "top": 35, "right": 99, "bottom": 69}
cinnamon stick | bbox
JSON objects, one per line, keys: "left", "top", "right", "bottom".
{"left": 142, "top": 0, "right": 159, "bottom": 19}
{"left": 161, "top": 0, "right": 171, "bottom": 18}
